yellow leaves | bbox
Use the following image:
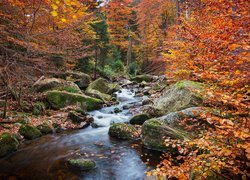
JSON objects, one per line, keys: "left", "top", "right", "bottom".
{"left": 51, "top": 4, "right": 58, "bottom": 10}
{"left": 61, "top": 18, "right": 66, "bottom": 23}
{"left": 51, "top": 11, "right": 58, "bottom": 17}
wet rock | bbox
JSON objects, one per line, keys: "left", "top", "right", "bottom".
{"left": 131, "top": 75, "right": 153, "bottom": 83}
{"left": 122, "top": 105, "right": 130, "bottom": 110}
{"left": 108, "top": 123, "right": 139, "bottom": 140}
{"left": 153, "top": 80, "right": 204, "bottom": 116}
{"left": 114, "top": 107, "right": 122, "bottom": 113}
{"left": 19, "top": 125, "right": 42, "bottom": 140}
{"left": 46, "top": 90, "right": 103, "bottom": 111}
{"left": 141, "top": 119, "right": 190, "bottom": 152}
{"left": 33, "top": 76, "right": 81, "bottom": 93}
{"left": 52, "top": 123, "right": 64, "bottom": 133}
{"left": 91, "top": 123, "right": 99, "bottom": 128}
{"left": 142, "top": 99, "right": 153, "bottom": 106}
{"left": 130, "top": 114, "right": 150, "bottom": 125}
{"left": 0, "top": 133, "right": 19, "bottom": 157}
{"left": 65, "top": 71, "right": 91, "bottom": 89}
{"left": 68, "top": 159, "right": 96, "bottom": 170}
{"left": 108, "top": 83, "right": 122, "bottom": 93}
{"left": 68, "top": 111, "right": 85, "bottom": 124}
{"left": 36, "top": 123, "right": 53, "bottom": 134}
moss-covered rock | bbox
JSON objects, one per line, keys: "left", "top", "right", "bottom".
{"left": 52, "top": 123, "right": 63, "bottom": 133}
{"left": 108, "top": 83, "right": 121, "bottom": 93}
{"left": 86, "top": 78, "right": 111, "bottom": 94}
{"left": 19, "top": 125, "right": 42, "bottom": 140}
{"left": 86, "top": 89, "right": 112, "bottom": 102}
{"left": 33, "top": 77, "right": 81, "bottom": 93}
{"left": 131, "top": 75, "right": 153, "bottom": 83}
{"left": 65, "top": 71, "right": 91, "bottom": 89}
{"left": 114, "top": 107, "right": 122, "bottom": 113}
{"left": 33, "top": 102, "right": 46, "bottom": 116}
{"left": 141, "top": 119, "right": 190, "bottom": 152}
{"left": 130, "top": 114, "right": 150, "bottom": 125}
{"left": 68, "top": 159, "right": 96, "bottom": 170}
{"left": 0, "top": 133, "right": 19, "bottom": 157}
{"left": 67, "top": 111, "right": 84, "bottom": 124}
{"left": 36, "top": 123, "right": 53, "bottom": 134}
{"left": 153, "top": 80, "right": 204, "bottom": 116}
{"left": 108, "top": 123, "right": 139, "bottom": 140}
{"left": 46, "top": 90, "right": 103, "bottom": 111}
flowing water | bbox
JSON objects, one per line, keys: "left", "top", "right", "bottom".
{"left": 0, "top": 88, "right": 162, "bottom": 180}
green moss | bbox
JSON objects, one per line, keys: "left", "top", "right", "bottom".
{"left": 19, "top": 125, "right": 42, "bottom": 140}
{"left": 175, "top": 80, "right": 202, "bottom": 90}
{"left": 86, "top": 78, "right": 111, "bottom": 94}
{"left": 108, "top": 123, "right": 138, "bottom": 140}
{"left": 46, "top": 90, "right": 103, "bottom": 111}
{"left": 33, "top": 102, "right": 46, "bottom": 116}
{"left": 58, "top": 86, "right": 80, "bottom": 93}
{"left": 68, "top": 159, "right": 96, "bottom": 170}
{"left": 146, "top": 119, "right": 164, "bottom": 128}
{"left": 0, "top": 133, "right": 19, "bottom": 157}
{"left": 37, "top": 123, "right": 53, "bottom": 134}
{"left": 130, "top": 114, "right": 150, "bottom": 125}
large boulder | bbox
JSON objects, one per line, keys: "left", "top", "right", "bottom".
{"left": 19, "top": 125, "right": 42, "bottom": 140}
{"left": 85, "top": 89, "right": 112, "bottom": 102}
{"left": 131, "top": 75, "right": 153, "bottom": 83}
{"left": 0, "top": 133, "right": 19, "bottom": 157}
{"left": 33, "top": 77, "right": 81, "bottom": 93}
{"left": 159, "top": 107, "right": 206, "bottom": 126}
{"left": 130, "top": 114, "right": 150, "bottom": 125}
{"left": 46, "top": 90, "right": 103, "bottom": 111}
{"left": 68, "top": 159, "right": 96, "bottom": 170}
{"left": 141, "top": 119, "right": 190, "bottom": 152}
{"left": 86, "top": 78, "right": 111, "bottom": 95}
{"left": 65, "top": 71, "right": 91, "bottom": 89}
{"left": 152, "top": 80, "right": 203, "bottom": 116}
{"left": 108, "top": 123, "right": 139, "bottom": 140}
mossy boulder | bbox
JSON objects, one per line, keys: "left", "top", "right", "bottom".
{"left": 86, "top": 78, "right": 112, "bottom": 94}
{"left": 46, "top": 90, "right": 103, "bottom": 111}
{"left": 86, "top": 89, "right": 112, "bottom": 102}
{"left": 0, "top": 133, "right": 19, "bottom": 157}
{"left": 108, "top": 83, "right": 121, "bottom": 93}
{"left": 68, "top": 111, "right": 84, "bottom": 124}
{"left": 65, "top": 71, "right": 91, "bottom": 89}
{"left": 153, "top": 80, "right": 204, "bottom": 116}
{"left": 19, "top": 125, "right": 42, "bottom": 140}
{"left": 68, "top": 159, "right": 96, "bottom": 170}
{"left": 114, "top": 107, "right": 122, "bottom": 113}
{"left": 36, "top": 123, "right": 53, "bottom": 134}
{"left": 33, "top": 102, "right": 46, "bottom": 116}
{"left": 33, "top": 77, "right": 81, "bottom": 93}
{"left": 131, "top": 75, "right": 153, "bottom": 83}
{"left": 141, "top": 119, "right": 190, "bottom": 152}
{"left": 108, "top": 123, "right": 139, "bottom": 140}
{"left": 52, "top": 123, "right": 63, "bottom": 133}
{"left": 130, "top": 114, "right": 150, "bottom": 125}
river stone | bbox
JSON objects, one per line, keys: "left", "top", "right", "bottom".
{"left": 159, "top": 107, "right": 206, "bottom": 126}
{"left": 33, "top": 76, "right": 81, "bottom": 93}
{"left": 130, "top": 114, "right": 150, "bottom": 125}
{"left": 68, "top": 111, "right": 85, "bottom": 124}
{"left": 86, "top": 89, "right": 112, "bottom": 102}
{"left": 86, "top": 78, "right": 111, "bottom": 94}
{"left": 19, "top": 125, "right": 42, "bottom": 140}
{"left": 65, "top": 71, "right": 91, "bottom": 89}
{"left": 68, "top": 159, "right": 96, "bottom": 170}
{"left": 131, "top": 75, "right": 153, "bottom": 83}
{"left": 141, "top": 119, "right": 190, "bottom": 152}
{"left": 108, "top": 123, "right": 139, "bottom": 140}
{"left": 36, "top": 123, "right": 53, "bottom": 134}
{"left": 46, "top": 90, "right": 103, "bottom": 111}
{"left": 0, "top": 133, "right": 19, "bottom": 157}
{"left": 153, "top": 80, "right": 203, "bottom": 116}
{"left": 114, "top": 107, "right": 122, "bottom": 113}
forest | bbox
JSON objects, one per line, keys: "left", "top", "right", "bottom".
{"left": 0, "top": 0, "right": 249, "bottom": 179}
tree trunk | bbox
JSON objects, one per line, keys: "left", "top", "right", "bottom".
{"left": 126, "top": 34, "right": 132, "bottom": 66}
{"left": 175, "top": 0, "right": 180, "bottom": 24}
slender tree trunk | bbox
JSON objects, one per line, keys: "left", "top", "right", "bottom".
{"left": 126, "top": 34, "right": 132, "bottom": 66}
{"left": 3, "top": 88, "right": 8, "bottom": 119}
{"left": 94, "top": 43, "right": 98, "bottom": 79}
{"left": 175, "top": 0, "right": 180, "bottom": 25}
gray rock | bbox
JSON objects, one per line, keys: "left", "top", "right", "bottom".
{"left": 153, "top": 80, "right": 204, "bottom": 116}
{"left": 108, "top": 123, "right": 139, "bottom": 140}
{"left": 65, "top": 71, "right": 91, "bottom": 89}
